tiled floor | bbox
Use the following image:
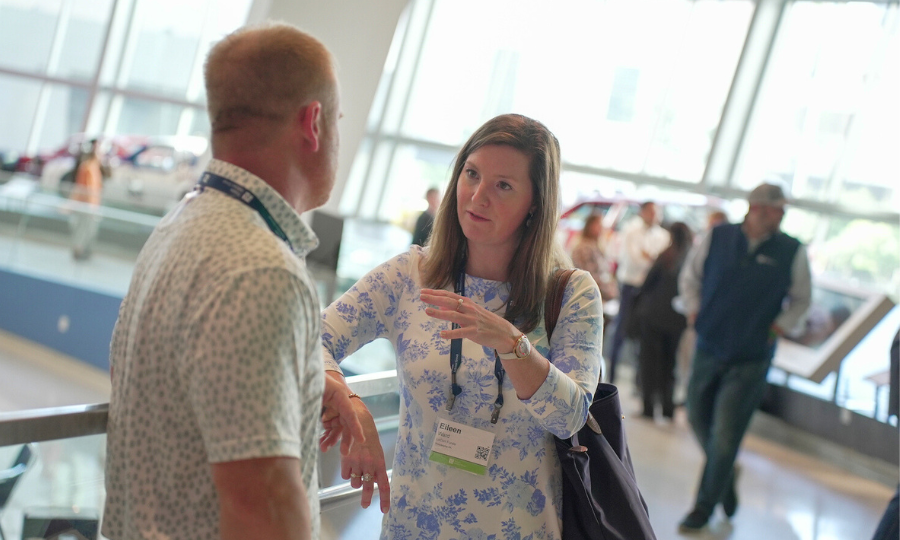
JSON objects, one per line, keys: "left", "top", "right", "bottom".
{"left": 0, "top": 221, "right": 896, "bottom": 540}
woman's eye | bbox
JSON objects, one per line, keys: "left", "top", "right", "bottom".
{"left": 465, "top": 168, "right": 478, "bottom": 179}
{"left": 498, "top": 181, "right": 512, "bottom": 191}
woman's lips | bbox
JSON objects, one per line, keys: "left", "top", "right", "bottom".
{"left": 467, "top": 211, "right": 489, "bottom": 222}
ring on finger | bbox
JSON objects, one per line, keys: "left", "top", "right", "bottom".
{"left": 455, "top": 298, "right": 464, "bottom": 311}
{"left": 361, "top": 473, "right": 374, "bottom": 482}
{"left": 350, "top": 473, "right": 360, "bottom": 479}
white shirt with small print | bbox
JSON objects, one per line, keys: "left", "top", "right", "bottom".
{"left": 103, "top": 159, "right": 324, "bottom": 540}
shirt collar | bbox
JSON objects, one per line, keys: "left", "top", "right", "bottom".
{"left": 205, "top": 159, "right": 319, "bottom": 257}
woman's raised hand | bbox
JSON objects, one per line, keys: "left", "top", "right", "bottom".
{"left": 420, "top": 288, "right": 518, "bottom": 354}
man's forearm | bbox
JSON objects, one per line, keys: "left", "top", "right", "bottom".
{"left": 214, "top": 457, "right": 311, "bottom": 540}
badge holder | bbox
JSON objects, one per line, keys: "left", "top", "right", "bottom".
{"left": 427, "top": 410, "right": 498, "bottom": 476}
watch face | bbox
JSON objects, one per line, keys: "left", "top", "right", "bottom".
{"left": 515, "top": 335, "right": 531, "bottom": 358}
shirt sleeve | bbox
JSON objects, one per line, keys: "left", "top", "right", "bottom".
{"left": 321, "top": 251, "right": 412, "bottom": 372}
{"left": 678, "top": 231, "right": 711, "bottom": 317}
{"left": 520, "top": 270, "right": 605, "bottom": 439}
{"left": 774, "top": 244, "right": 812, "bottom": 333}
{"left": 184, "top": 267, "right": 320, "bottom": 463}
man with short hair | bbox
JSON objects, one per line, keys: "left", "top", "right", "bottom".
{"left": 103, "top": 23, "right": 363, "bottom": 540}
{"left": 608, "top": 200, "right": 669, "bottom": 383}
{"left": 411, "top": 187, "right": 440, "bottom": 246}
{"left": 677, "top": 183, "right": 811, "bottom": 533}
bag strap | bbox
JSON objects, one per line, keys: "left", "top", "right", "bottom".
{"left": 544, "top": 268, "right": 576, "bottom": 341}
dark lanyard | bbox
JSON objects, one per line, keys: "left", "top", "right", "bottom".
{"left": 197, "top": 172, "right": 294, "bottom": 252}
{"left": 447, "top": 271, "right": 505, "bottom": 423}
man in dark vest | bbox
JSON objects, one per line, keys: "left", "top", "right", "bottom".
{"left": 676, "top": 183, "right": 811, "bottom": 533}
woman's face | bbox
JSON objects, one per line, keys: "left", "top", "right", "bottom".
{"left": 587, "top": 218, "right": 602, "bottom": 238}
{"left": 456, "top": 144, "right": 534, "bottom": 256}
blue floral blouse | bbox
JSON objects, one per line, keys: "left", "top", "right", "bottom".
{"left": 322, "top": 246, "right": 604, "bottom": 540}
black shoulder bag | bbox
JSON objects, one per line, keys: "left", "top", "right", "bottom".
{"left": 546, "top": 269, "right": 657, "bottom": 540}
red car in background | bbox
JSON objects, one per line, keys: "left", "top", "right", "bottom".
{"left": 14, "top": 133, "right": 147, "bottom": 178}
{"left": 558, "top": 191, "right": 724, "bottom": 261}
{"left": 40, "top": 134, "right": 209, "bottom": 215}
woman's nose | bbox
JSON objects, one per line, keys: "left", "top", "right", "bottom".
{"left": 471, "top": 182, "right": 489, "bottom": 206}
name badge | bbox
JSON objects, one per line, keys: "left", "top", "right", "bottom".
{"left": 428, "top": 418, "right": 496, "bottom": 475}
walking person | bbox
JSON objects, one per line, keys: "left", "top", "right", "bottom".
{"left": 677, "top": 183, "right": 811, "bottom": 532}
{"left": 632, "top": 222, "right": 693, "bottom": 422}
{"left": 68, "top": 139, "right": 104, "bottom": 260}
{"left": 608, "top": 201, "right": 669, "bottom": 383}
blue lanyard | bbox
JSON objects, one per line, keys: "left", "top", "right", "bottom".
{"left": 197, "top": 172, "right": 294, "bottom": 252}
{"left": 447, "top": 271, "right": 505, "bottom": 423}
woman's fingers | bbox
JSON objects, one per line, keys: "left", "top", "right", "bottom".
{"left": 420, "top": 290, "right": 465, "bottom": 311}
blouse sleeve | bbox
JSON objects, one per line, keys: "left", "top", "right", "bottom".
{"left": 521, "top": 269, "right": 604, "bottom": 439}
{"left": 321, "top": 249, "right": 415, "bottom": 372}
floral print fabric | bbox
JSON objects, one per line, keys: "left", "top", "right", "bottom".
{"left": 322, "top": 246, "right": 604, "bottom": 540}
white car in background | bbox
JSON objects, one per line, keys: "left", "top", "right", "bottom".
{"left": 41, "top": 135, "right": 210, "bottom": 215}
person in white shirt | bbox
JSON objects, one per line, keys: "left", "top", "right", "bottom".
{"left": 103, "top": 23, "right": 364, "bottom": 540}
{"left": 608, "top": 201, "right": 669, "bottom": 383}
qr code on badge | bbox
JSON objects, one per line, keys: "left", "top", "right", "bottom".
{"left": 474, "top": 445, "right": 489, "bottom": 461}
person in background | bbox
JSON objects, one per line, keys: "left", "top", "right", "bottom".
{"left": 103, "top": 23, "right": 364, "bottom": 540}
{"left": 632, "top": 222, "right": 693, "bottom": 422}
{"left": 676, "top": 183, "right": 811, "bottom": 533}
{"left": 673, "top": 208, "right": 730, "bottom": 404}
{"left": 68, "top": 139, "right": 104, "bottom": 260}
{"left": 707, "top": 210, "right": 728, "bottom": 230}
{"left": 870, "top": 328, "right": 899, "bottom": 540}
{"left": 411, "top": 187, "right": 441, "bottom": 246}
{"left": 608, "top": 201, "right": 670, "bottom": 383}
{"left": 570, "top": 213, "right": 617, "bottom": 301}
{"left": 319, "top": 113, "right": 604, "bottom": 539}
{"left": 870, "top": 329, "right": 899, "bottom": 540}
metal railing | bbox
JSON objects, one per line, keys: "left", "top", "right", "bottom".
{"left": 0, "top": 370, "right": 400, "bottom": 506}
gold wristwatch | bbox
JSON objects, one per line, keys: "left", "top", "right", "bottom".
{"left": 496, "top": 333, "right": 531, "bottom": 360}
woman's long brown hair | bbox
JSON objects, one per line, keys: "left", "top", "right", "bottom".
{"left": 420, "top": 114, "right": 569, "bottom": 333}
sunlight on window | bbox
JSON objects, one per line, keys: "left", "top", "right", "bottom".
{"left": 355, "top": 0, "right": 754, "bottom": 223}
{"left": 736, "top": 1, "right": 899, "bottom": 212}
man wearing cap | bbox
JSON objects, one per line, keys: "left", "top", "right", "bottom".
{"left": 676, "top": 182, "right": 811, "bottom": 533}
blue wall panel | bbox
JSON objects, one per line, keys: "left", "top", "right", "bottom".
{"left": 0, "top": 268, "right": 121, "bottom": 372}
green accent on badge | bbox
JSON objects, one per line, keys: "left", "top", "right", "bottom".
{"left": 429, "top": 451, "right": 487, "bottom": 475}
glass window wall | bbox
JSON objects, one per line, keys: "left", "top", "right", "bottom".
{"left": 0, "top": 0, "right": 251, "bottom": 160}
{"left": 351, "top": 0, "right": 755, "bottom": 222}
{"left": 735, "top": 1, "right": 900, "bottom": 213}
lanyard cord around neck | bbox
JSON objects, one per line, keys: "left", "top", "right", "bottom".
{"left": 448, "top": 270, "right": 505, "bottom": 424}
{"left": 197, "top": 172, "right": 294, "bottom": 252}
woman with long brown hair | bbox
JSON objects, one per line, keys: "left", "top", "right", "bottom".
{"left": 320, "top": 114, "right": 604, "bottom": 539}
{"left": 570, "top": 213, "right": 618, "bottom": 301}
{"left": 632, "top": 221, "right": 694, "bottom": 421}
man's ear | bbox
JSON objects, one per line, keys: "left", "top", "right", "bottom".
{"left": 297, "top": 101, "right": 323, "bottom": 153}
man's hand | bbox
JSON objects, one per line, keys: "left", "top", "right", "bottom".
{"left": 320, "top": 371, "right": 365, "bottom": 456}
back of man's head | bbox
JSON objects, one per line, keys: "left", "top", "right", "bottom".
{"left": 204, "top": 22, "right": 336, "bottom": 137}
